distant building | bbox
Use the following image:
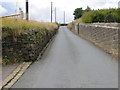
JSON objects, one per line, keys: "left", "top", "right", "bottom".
{"left": 118, "top": 1, "right": 120, "bottom": 8}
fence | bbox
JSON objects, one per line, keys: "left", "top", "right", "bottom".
{"left": 72, "top": 23, "right": 119, "bottom": 58}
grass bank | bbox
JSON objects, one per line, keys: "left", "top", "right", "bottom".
{"left": 2, "top": 18, "right": 58, "bottom": 38}
{"left": 2, "top": 18, "right": 58, "bottom": 65}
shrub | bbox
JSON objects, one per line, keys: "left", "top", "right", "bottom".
{"left": 81, "top": 11, "right": 93, "bottom": 23}
{"left": 74, "top": 8, "right": 120, "bottom": 23}
{"left": 91, "top": 11, "right": 105, "bottom": 22}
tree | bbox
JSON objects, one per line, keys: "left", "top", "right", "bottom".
{"left": 73, "top": 8, "right": 83, "bottom": 20}
{"left": 85, "top": 6, "right": 91, "bottom": 12}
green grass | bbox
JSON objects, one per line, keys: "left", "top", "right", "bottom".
{"left": 74, "top": 18, "right": 83, "bottom": 23}
{"left": 2, "top": 18, "right": 58, "bottom": 38}
{"left": 67, "top": 22, "right": 72, "bottom": 30}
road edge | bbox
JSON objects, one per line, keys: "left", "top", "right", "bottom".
{"left": 2, "top": 30, "right": 58, "bottom": 89}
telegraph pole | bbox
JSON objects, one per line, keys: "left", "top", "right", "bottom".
{"left": 118, "top": 1, "right": 120, "bottom": 8}
{"left": 26, "top": 0, "right": 29, "bottom": 21}
{"left": 64, "top": 11, "right": 65, "bottom": 24}
{"left": 51, "top": 2, "right": 53, "bottom": 22}
{"left": 15, "top": 0, "right": 18, "bottom": 14}
{"left": 55, "top": 7, "right": 56, "bottom": 23}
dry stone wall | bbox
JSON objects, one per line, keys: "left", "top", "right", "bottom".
{"left": 72, "top": 23, "right": 119, "bottom": 58}
{"left": 2, "top": 27, "right": 58, "bottom": 65}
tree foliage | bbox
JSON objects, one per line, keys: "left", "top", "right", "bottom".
{"left": 73, "top": 8, "right": 84, "bottom": 20}
{"left": 85, "top": 6, "right": 91, "bottom": 12}
{"left": 76, "top": 8, "right": 120, "bottom": 23}
{"left": 73, "top": 6, "right": 91, "bottom": 20}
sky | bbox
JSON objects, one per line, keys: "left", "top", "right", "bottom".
{"left": 0, "top": 0, "right": 120, "bottom": 23}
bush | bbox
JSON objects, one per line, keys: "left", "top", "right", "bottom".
{"left": 91, "top": 11, "right": 105, "bottom": 22}
{"left": 81, "top": 12, "right": 93, "bottom": 23}
{"left": 76, "top": 8, "right": 120, "bottom": 23}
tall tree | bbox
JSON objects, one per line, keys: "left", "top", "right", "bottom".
{"left": 73, "top": 8, "right": 83, "bottom": 20}
{"left": 85, "top": 6, "right": 91, "bottom": 12}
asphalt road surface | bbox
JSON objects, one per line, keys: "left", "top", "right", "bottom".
{"left": 12, "top": 26, "right": 118, "bottom": 88}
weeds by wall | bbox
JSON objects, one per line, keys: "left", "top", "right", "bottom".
{"left": 2, "top": 18, "right": 58, "bottom": 65}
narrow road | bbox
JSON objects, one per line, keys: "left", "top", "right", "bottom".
{"left": 12, "top": 26, "right": 118, "bottom": 88}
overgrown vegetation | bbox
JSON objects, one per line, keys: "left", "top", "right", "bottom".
{"left": 2, "top": 18, "right": 58, "bottom": 65}
{"left": 73, "top": 8, "right": 120, "bottom": 23}
{"left": 82, "top": 8, "right": 120, "bottom": 23}
{"left": 73, "top": 6, "right": 91, "bottom": 20}
{"left": 67, "top": 22, "right": 72, "bottom": 30}
{"left": 2, "top": 18, "right": 58, "bottom": 38}
{"left": 67, "top": 18, "right": 83, "bottom": 30}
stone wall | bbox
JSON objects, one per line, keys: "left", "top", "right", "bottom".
{"left": 2, "top": 27, "right": 58, "bottom": 65}
{"left": 72, "top": 23, "right": 120, "bottom": 58}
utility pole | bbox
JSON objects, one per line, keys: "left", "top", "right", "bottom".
{"left": 118, "top": 1, "right": 120, "bottom": 8}
{"left": 19, "top": 8, "right": 23, "bottom": 19}
{"left": 51, "top": 2, "right": 53, "bottom": 22}
{"left": 26, "top": 0, "right": 29, "bottom": 21}
{"left": 64, "top": 11, "right": 65, "bottom": 24}
{"left": 55, "top": 7, "right": 56, "bottom": 23}
{"left": 15, "top": 0, "right": 18, "bottom": 14}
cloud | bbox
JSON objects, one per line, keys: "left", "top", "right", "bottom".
{"left": 1, "top": 0, "right": 119, "bottom": 23}
{"left": 30, "top": 7, "right": 50, "bottom": 22}
{"left": 0, "top": 5, "right": 7, "bottom": 16}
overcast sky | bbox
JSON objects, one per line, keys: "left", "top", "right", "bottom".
{"left": 0, "top": 0, "right": 119, "bottom": 23}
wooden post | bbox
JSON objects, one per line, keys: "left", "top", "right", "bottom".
{"left": 26, "top": 0, "right": 29, "bottom": 21}
{"left": 78, "top": 23, "right": 79, "bottom": 35}
{"left": 64, "top": 11, "right": 65, "bottom": 25}
{"left": 51, "top": 2, "right": 53, "bottom": 23}
{"left": 72, "top": 21, "right": 74, "bottom": 31}
{"left": 19, "top": 8, "right": 23, "bottom": 19}
{"left": 55, "top": 7, "right": 56, "bottom": 23}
